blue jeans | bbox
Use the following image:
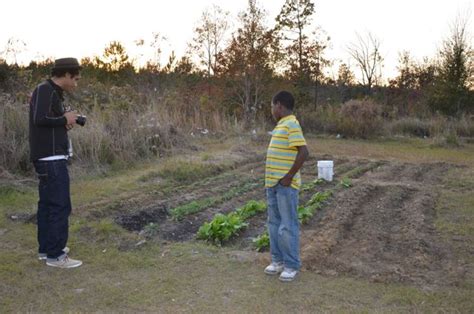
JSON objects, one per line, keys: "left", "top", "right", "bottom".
{"left": 266, "top": 183, "right": 300, "bottom": 270}
{"left": 33, "top": 160, "right": 71, "bottom": 259}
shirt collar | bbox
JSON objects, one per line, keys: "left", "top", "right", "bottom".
{"left": 47, "top": 79, "right": 64, "bottom": 100}
{"left": 278, "top": 114, "right": 295, "bottom": 124}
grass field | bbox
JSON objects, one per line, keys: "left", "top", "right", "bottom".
{"left": 0, "top": 135, "right": 473, "bottom": 312}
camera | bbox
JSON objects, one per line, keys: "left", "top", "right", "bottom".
{"left": 76, "top": 115, "right": 87, "bottom": 126}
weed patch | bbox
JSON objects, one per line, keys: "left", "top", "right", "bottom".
{"left": 146, "top": 160, "right": 223, "bottom": 184}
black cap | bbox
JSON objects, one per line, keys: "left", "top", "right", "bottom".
{"left": 52, "top": 58, "right": 82, "bottom": 70}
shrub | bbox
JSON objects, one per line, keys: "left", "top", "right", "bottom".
{"left": 299, "top": 104, "right": 340, "bottom": 134}
{"left": 389, "top": 118, "right": 431, "bottom": 137}
{"left": 454, "top": 114, "right": 474, "bottom": 138}
{"left": 337, "top": 99, "right": 383, "bottom": 138}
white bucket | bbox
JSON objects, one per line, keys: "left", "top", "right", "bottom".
{"left": 317, "top": 160, "right": 334, "bottom": 181}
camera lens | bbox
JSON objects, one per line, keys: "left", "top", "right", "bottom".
{"left": 76, "top": 115, "right": 86, "bottom": 126}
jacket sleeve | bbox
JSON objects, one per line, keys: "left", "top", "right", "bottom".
{"left": 32, "top": 84, "right": 67, "bottom": 127}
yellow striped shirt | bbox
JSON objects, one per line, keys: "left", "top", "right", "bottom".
{"left": 265, "top": 115, "right": 307, "bottom": 189}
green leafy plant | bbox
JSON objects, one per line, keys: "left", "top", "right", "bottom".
{"left": 252, "top": 231, "right": 269, "bottom": 251}
{"left": 197, "top": 213, "right": 248, "bottom": 244}
{"left": 298, "top": 190, "right": 333, "bottom": 224}
{"left": 297, "top": 205, "right": 314, "bottom": 224}
{"left": 235, "top": 200, "right": 266, "bottom": 220}
{"left": 301, "top": 178, "right": 326, "bottom": 191}
{"left": 197, "top": 200, "right": 265, "bottom": 245}
{"left": 308, "top": 191, "right": 332, "bottom": 206}
{"left": 340, "top": 177, "right": 352, "bottom": 188}
{"left": 142, "top": 222, "right": 159, "bottom": 238}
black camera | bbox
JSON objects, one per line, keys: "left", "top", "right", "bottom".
{"left": 76, "top": 115, "right": 87, "bottom": 126}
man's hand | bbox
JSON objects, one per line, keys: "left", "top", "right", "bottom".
{"left": 65, "top": 124, "right": 74, "bottom": 131}
{"left": 279, "top": 174, "right": 293, "bottom": 187}
{"left": 64, "top": 111, "right": 78, "bottom": 125}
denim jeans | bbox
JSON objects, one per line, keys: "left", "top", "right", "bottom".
{"left": 266, "top": 183, "right": 300, "bottom": 270}
{"left": 33, "top": 160, "right": 71, "bottom": 259}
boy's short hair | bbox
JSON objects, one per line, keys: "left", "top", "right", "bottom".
{"left": 272, "top": 90, "right": 294, "bottom": 111}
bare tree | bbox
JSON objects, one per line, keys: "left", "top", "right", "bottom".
{"left": 190, "top": 5, "right": 230, "bottom": 78}
{"left": 1, "top": 37, "right": 27, "bottom": 65}
{"left": 150, "top": 32, "right": 167, "bottom": 69}
{"left": 347, "top": 32, "right": 383, "bottom": 93}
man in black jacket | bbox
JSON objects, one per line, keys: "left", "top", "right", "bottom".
{"left": 29, "top": 58, "right": 82, "bottom": 268}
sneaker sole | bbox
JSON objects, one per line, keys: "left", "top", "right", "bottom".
{"left": 279, "top": 275, "right": 297, "bottom": 282}
{"left": 264, "top": 269, "right": 284, "bottom": 275}
{"left": 46, "top": 261, "right": 82, "bottom": 269}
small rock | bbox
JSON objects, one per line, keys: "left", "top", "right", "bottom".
{"left": 135, "top": 240, "right": 146, "bottom": 247}
{"left": 9, "top": 213, "right": 36, "bottom": 223}
{"left": 0, "top": 229, "right": 7, "bottom": 236}
{"left": 74, "top": 288, "right": 84, "bottom": 294}
{"left": 327, "top": 270, "right": 338, "bottom": 276}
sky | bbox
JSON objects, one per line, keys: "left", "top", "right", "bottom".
{"left": 1, "top": 0, "right": 472, "bottom": 81}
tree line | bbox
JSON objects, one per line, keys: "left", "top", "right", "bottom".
{"left": 1, "top": 0, "right": 473, "bottom": 119}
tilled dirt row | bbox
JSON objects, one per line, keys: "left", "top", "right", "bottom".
{"left": 114, "top": 157, "right": 267, "bottom": 232}
{"left": 113, "top": 155, "right": 344, "bottom": 235}
{"left": 300, "top": 161, "right": 465, "bottom": 288}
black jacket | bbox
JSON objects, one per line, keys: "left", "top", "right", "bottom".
{"left": 29, "top": 79, "right": 69, "bottom": 162}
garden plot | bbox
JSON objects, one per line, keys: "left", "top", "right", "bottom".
{"left": 108, "top": 154, "right": 463, "bottom": 288}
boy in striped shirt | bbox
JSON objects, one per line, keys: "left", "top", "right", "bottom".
{"left": 264, "top": 91, "right": 309, "bottom": 282}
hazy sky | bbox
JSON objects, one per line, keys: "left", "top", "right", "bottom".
{"left": 1, "top": 0, "right": 472, "bottom": 80}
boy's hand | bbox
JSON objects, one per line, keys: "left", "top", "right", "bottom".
{"left": 279, "top": 174, "right": 293, "bottom": 187}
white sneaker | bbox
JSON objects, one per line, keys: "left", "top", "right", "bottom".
{"left": 279, "top": 267, "right": 298, "bottom": 282}
{"left": 46, "top": 255, "right": 82, "bottom": 269}
{"left": 264, "top": 262, "right": 284, "bottom": 275}
{"left": 38, "top": 247, "right": 70, "bottom": 260}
